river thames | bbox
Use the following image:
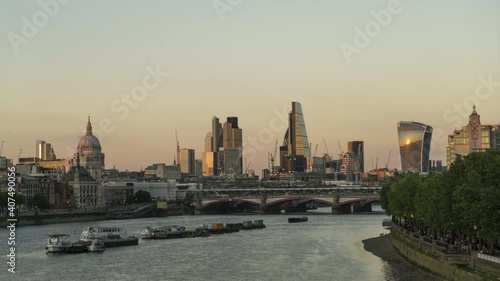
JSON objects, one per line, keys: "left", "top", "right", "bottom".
{"left": 1, "top": 208, "right": 402, "bottom": 281}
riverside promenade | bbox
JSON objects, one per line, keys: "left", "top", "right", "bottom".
{"left": 365, "top": 222, "right": 500, "bottom": 281}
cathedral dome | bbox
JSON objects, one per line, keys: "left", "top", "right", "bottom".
{"left": 77, "top": 117, "right": 101, "bottom": 149}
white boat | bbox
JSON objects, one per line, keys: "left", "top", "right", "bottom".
{"left": 80, "top": 227, "right": 138, "bottom": 248}
{"left": 46, "top": 234, "right": 71, "bottom": 253}
{"left": 87, "top": 238, "right": 105, "bottom": 252}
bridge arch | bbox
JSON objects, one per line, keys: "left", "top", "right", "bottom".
{"left": 200, "top": 197, "right": 262, "bottom": 209}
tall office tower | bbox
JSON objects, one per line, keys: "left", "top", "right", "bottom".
{"left": 36, "top": 140, "right": 46, "bottom": 160}
{"left": 281, "top": 102, "right": 310, "bottom": 172}
{"left": 397, "top": 121, "right": 433, "bottom": 173}
{"left": 223, "top": 117, "right": 243, "bottom": 148}
{"left": 347, "top": 141, "right": 364, "bottom": 172}
{"left": 222, "top": 117, "right": 243, "bottom": 174}
{"left": 212, "top": 117, "right": 222, "bottom": 152}
{"left": 179, "top": 149, "right": 195, "bottom": 174}
{"left": 36, "top": 140, "right": 56, "bottom": 160}
{"left": 446, "top": 106, "right": 500, "bottom": 166}
{"left": 203, "top": 116, "right": 223, "bottom": 176}
{"left": 287, "top": 102, "right": 311, "bottom": 158}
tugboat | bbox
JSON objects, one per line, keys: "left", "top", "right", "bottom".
{"left": 46, "top": 234, "right": 71, "bottom": 253}
{"left": 80, "top": 227, "right": 138, "bottom": 247}
{"left": 288, "top": 216, "right": 308, "bottom": 223}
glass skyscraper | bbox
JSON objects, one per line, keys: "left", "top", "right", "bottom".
{"left": 288, "top": 102, "right": 311, "bottom": 158}
{"left": 397, "top": 121, "right": 433, "bottom": 173}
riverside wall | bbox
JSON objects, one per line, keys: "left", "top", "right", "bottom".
{"left": 391, "top": 226, "right": 499, "bottom": 281}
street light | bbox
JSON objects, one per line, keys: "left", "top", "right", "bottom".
{"left": 473, "top": 224, "right": 478, "bottom": 251}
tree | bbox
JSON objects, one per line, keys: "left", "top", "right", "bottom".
{"left": 134, "top": 190, "right": 152, "bottom": 203}
{"left": 29, "top": 193, "right": 50, "bottom": 209}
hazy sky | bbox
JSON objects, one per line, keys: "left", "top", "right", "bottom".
{"left": 1, "top": 0, "right": 499, "bottom": 172}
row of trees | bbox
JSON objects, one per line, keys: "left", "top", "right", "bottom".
{"left": 0, "top": 192, "right": 50, "bottom": 211}
{"left": 381, "top": 149, "right": 500, "bottom": 252}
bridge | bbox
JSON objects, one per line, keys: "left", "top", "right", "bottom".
{"left": 192, "top": 193, "right": 381, "bottom": 215}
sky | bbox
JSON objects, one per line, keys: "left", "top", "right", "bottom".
{"left": 1, "top": 0, "right": 499, "bottom": 172}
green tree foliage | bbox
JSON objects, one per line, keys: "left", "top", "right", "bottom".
{"left": 0, "top": 192, "right": 26, "bottom": 209}
{"left": 381, "top": 150, "right": 500, "bottom": 246}
{"left": 134, "top": 190, "right": 152, "bottom": 203}
{"left": 29, "top": 193, "right": 50, "bottom": 209}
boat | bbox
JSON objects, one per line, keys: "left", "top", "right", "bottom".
{"left": 288, "top": 216, "right": 308, "bottom": 223}
{"left": 209, "top": 223, "right": 240, "bottom": 234}
{"left": 46, "top": 234, "right": 71, "bottom": 253}
{"left": 87, "top": 238, "right": 105, "bottom": 252}
{"left": 241, "top": 220, "right": 266, "bottom": 230}
{"left": 141, "top": 225, "right": 188, "bottom": 239}
{"left": 80, "top": 227, "right": 139, "bottom": 247}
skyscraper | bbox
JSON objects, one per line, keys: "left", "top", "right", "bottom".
{"left": 179, "top": 149, "right": 195, "bottom": 174}
{"left": 222, "top": 117, "right": 243, "bottom": 174}
{"left": 347, "top": 141, "right": 364, "bottom": 172}
{"left": 280, "top": 102, "right": 311, "bottom": 172}
{"left": 397, "top": 121, "right": 433, "bottom": 173}
{"left": 203, "top": 116, "right": 243, "bottom": 176}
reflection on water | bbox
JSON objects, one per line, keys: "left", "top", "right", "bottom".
{"left": 0, "top": 211, "right": 403, "bottom": 281}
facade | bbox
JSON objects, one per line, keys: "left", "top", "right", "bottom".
{"left": 179, "top": 149, "right": 195, "bottom": 174}
{"left": 222, "top": 117, "right": 243, "bottom": 175}
{"left": 446, "top": 106, "right": 500, "bottom": 165}
{"left": 194, "top": 159, "right": 202, "bottom": 176}
{"left": 397, "top": 121, "right": 433, "bottom": 173}
{"left": 66, "top": 156, "right": 100, "bottom": 208}
{"left": 69, "top": 117, "right": 105, "bottom": 182}
{"left": 280, "top": 102, "right": 311, "bottom": 172}
{"left": 347, "top": 141, "right": 364, "bottom": 172}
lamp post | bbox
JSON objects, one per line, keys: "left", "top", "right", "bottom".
{"left": 473, "top": 224, "right": 478, "bottom": 251}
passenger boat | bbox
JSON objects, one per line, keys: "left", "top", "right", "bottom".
{"left": 288, "top": 216, "right": 308, "bottom": 223}
{"left": 80, "top": 227, "right": 138, "bottom": 247}
{"left": 141, "top": 225, "right": 187, "bottom": 239}
{"left": 46, "top": 234, "right": 71, "bottom": 253}
{"left": 87, "top": 238, "right": 105, "bottom": 252}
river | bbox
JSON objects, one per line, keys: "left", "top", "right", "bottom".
{"left": 1, "top": 207, "right": 403, "bottom": 281}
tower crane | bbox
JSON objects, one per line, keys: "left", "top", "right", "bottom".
{"left": 322, "top": 138, "right": 331, "bottom": 161}
{"left": 270, "top": 139, "right": 278, "bottom": 173}
{"left": 386, "top": 150, "right": 392, "bottom": 169}
{"left": 0, "top": 140, "right": 3, "bottom": 156}
{"left": 18, "top": 149, "right": 22, "bottom": 161}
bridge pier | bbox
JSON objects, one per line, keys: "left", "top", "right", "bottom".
{"left": 332, "top": 204, "right": 353, "bottom": 214}
{"left": 353, "top": 203, "right": 372, "bottom": 213}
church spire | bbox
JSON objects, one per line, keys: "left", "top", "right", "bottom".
{"left": 86, "top": 116, "right": 92, "bottom": 135}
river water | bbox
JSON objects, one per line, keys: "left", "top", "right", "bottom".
{"left": 1, "top": 207, "right": 400, "bottom": 281}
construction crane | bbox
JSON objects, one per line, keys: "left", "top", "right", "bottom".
{"left": 386, "top": 150, "right": 392, "bottom": 169}
{"left": 0, "top": 140, "right": 3, "bottom": 157}
{"left": 245, "top": 161, "right": 252, "bottom": 175}
{"left": 337, "top": 140, "right": 343, "bottom": 173}
{"left": 322, "top": 138, "right": 331, "bottom": 161}
{"left": 270, "top": 139, "right": 278, "bottom": 173}
{"left": 18, "top": 149, "right": 22, "bottom": 161}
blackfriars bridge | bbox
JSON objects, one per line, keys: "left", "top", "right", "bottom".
{"left": 190, "top": 187, "right": 382, "bottom": 215}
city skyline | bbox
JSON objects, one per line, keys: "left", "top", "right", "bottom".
{"left": 1, "top": 1, "right": 499, "bottom": 172}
